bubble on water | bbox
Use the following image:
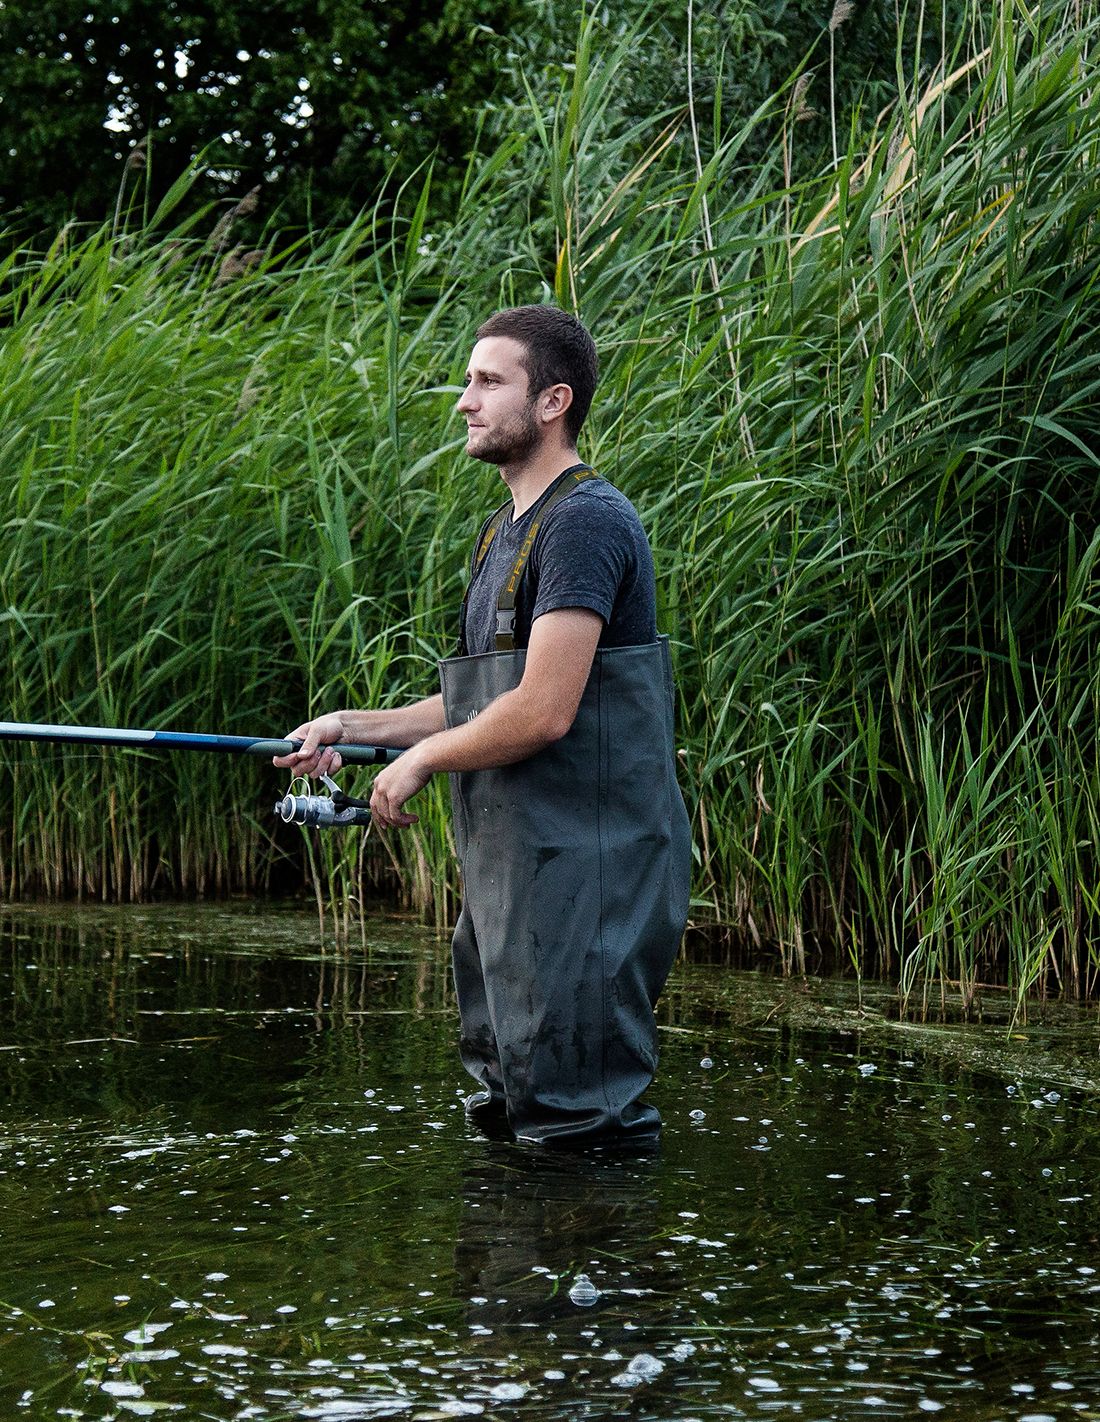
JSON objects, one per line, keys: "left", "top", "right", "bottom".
{"left": 544, "top": 1369, "right": 566, "bottom": 1380}
{"left": 201, "top": 1344, "right": 248, "bottom": 1357}
{"left": 1011, "top": 1384, "right": 1036, "bottom": 1394}
{"left": 100, "top": 1381, "right": 144, "bottom": 1398}
{"left": 1044, "top": 1091, "right": 1061, "bottom": 1104}
{"left": 669, "top": 1342, "right": 697, "bottom": 1362}
{"left": 123, "top": 1323, "right": 172, "bottom": 1344}
{"left": 689, "top": 1109, "right": 706, "bottom": 1121}
{"left": 119, "top": 1349, "right": 180, "bottom": 1363}
{"left": 700, "top": 1057, "right": 714, "bottom": 1069}
{"left": 1078, "top": 1266, "right": 1096, "bottom": 1276}
{"left": 205, "top": 1271, "right": 228, "bottom": 1282}
{"left": 436, "top": 1404, "right": 484, "bottom": 1418}
{"left": 917, "top": 1401, "right": 943, "bottom": 1412}
{"left": 1030, "top": 1099, "right": 1046, "bottom": 1108}
{"left": 276, "top": 1304, "right": 298, "bottom": 1314}
{"left": 858, "top": 1064, "right": 876, "bottom": 1076}
{"left": 1041, "top": 1168, "right": 1053, "bottom": 1177}
{"left": 1017, "top": 1415, "right": 1057, "bottom": 1422}
{"left": 37, "top": 1300, "right": 55, "bottom": 1309}
{"left": 568, "top": 1274, "right": 600, "bottom": 1307}
{"left": 107, "top": 1204, "right": 130, "bottom": 1213}
{"left": 488, "top": 1383, "right": 527, "bottom": 1401}
{"left": 748, "top": 1376, "right": 781, "bottom": 1391}
{"left": 701, "top": 1290, "right": 719, "bottom": 1304}
{"left": 611, "top": 1353, "right": 663, "bottom": 1387}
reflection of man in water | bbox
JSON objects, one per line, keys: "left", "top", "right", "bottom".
{"left": 277, "top": 306, "right": 690, "bottom": 1146}
{"left": 453, "top": 1145, "right": 663, "bottom": 1329}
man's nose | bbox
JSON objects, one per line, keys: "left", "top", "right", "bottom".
{"left": 457, "top": 385, "right": 476, "bottom": 412}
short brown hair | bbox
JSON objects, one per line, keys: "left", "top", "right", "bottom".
{"left": 476, "top": 305, "right": 599, "bottom": 443}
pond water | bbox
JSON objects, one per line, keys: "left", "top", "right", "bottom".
{"left": 0, "top": 904, "right": 1097, "bottom": 1421}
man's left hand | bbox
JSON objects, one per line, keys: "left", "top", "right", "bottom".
{"left": 370, "top": 747, "right": 433, "bottom": 829}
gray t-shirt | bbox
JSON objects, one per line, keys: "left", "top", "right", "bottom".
{"left": 461, "top": 478, "right": 657, "bottom": 655}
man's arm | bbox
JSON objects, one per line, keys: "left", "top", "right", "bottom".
{"left": 368, "top": 607, "right": 602, "bottom": 828}
{"left": 272, "top": 695, "right": 447, "bottom": 777}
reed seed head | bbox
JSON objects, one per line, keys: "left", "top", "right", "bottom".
{"left": 793, "top": 72, "right": 816, "bottom": 121}
{"left": 125, "top": 138, "right": 148, "bottom": 172}
{"left": 830, "top": 1, "right": 854, "bottom": 33}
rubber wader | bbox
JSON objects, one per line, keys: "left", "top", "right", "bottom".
{"left": 440, "top": 473, "right": 692, "bottom": 1145}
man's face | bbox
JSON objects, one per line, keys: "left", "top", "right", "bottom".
{"left": 457, "top": 336, "right": 541, "bottom": 466}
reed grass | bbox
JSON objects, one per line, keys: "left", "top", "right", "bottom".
{"left": 2, "top": 0, "right": 1099, "bottom": 1009}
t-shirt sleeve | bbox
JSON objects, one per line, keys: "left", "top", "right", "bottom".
{"left": 528, "top": 494, "right": 634, "bottom": 625}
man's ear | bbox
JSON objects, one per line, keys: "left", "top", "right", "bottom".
{"left": 538, "top": 382, "right": 574, "bottom": 427}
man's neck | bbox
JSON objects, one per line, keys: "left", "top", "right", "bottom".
{"left": 500, "top": 445, "right": 583, "bottom": 518}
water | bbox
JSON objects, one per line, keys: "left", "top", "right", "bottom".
{"left": 1, "top": 903, "right": 1098, "bottom": 1420}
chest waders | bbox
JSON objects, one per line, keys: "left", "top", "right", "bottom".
{"left": 440, "top": 468, "right": 692, "bottom": 1145}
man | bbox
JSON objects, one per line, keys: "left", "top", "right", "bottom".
{"left": 277, "top": 305, "right": 690, "bottom": 1145}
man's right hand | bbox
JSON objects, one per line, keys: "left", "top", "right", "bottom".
{"left": 273, "top": 713, "right": 345, "bottom": 776}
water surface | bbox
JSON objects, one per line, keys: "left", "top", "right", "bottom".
{"left": 0, "top": 904, "right": 1097, "bottom": 1420}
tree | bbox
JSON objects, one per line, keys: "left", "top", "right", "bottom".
{"left": 0, "top": 0, "right": 518, "bottom": 236}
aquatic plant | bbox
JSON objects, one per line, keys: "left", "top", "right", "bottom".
{"left": 2, "top": 0, "right": 1099, "bottom": 1009}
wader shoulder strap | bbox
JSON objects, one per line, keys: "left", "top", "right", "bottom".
{"left": 457, "top": 499, "right": 511, "bottom": 656}
{"left": 494, "top": 464, "right": 598, "bottom": 651}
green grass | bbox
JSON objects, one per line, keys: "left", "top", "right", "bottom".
{"left": 2, "top": 0, "right": 1099, "bottom": 1010}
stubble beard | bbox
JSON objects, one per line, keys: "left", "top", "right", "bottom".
{"left": 467, "top": 404, "right": 541, "bottom": 468}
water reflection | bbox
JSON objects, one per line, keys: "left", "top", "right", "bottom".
{"left": 0, "top": 904, "right": 1097, "bottom": 1421}
{"left": 454, "top": 1144, "right": 668, "bottom": 1327}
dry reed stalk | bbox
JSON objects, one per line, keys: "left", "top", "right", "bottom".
{"left": 686, "top": 0, "right": 756, "bottom": 461}
{"left": 795, "top": 45, "right": 993, "bottom": 253}
{"left": 829, "top": 1, "right": 855, "bottom": 168}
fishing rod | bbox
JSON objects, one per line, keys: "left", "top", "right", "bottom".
{"left": 0, "top": 719, "right": 400, "bottom": 829}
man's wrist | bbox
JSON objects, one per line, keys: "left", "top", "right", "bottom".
{"left": 408, "top": 734, "right": 444, "bottom": 778}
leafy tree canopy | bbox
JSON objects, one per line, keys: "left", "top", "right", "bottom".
{"left": 0, "top": 0, "right": 518, "bottom": 236}
{"left": 0, "top": 0, "right": 946, "bottom": 241}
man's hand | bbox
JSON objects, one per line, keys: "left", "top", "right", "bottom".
{"left": 272, "top": 713, "right": 345, "bottom": 776}
{"left": 369, "top": 746, "right": 433, "bottom": 828}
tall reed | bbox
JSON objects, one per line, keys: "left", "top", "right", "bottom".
{"left": 2, "top": 0, "right": 1099, "bottom": 1009}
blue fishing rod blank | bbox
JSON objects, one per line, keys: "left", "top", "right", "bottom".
{"left": 0, "top": 721, "right": 402, "bottom": 766}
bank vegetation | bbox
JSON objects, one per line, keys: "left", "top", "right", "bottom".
{"left": 2, "top": 0, "right": 1099, "bottom": 1011}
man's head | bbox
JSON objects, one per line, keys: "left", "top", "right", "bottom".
{"left": 471, "top": 305, "right": 599, "bottom": 446}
